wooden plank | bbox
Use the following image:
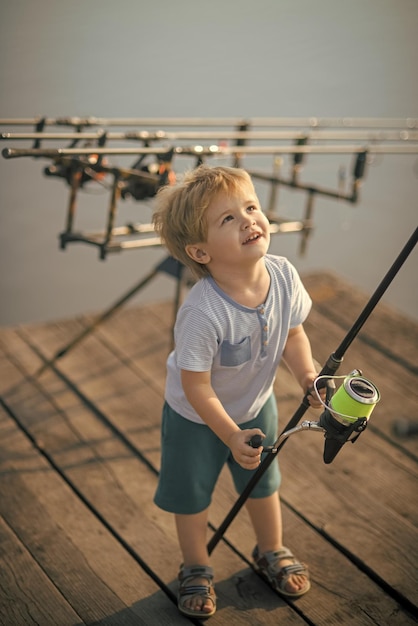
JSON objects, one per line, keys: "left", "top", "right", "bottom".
{"left": 0, "top": 514, "right": 83, "bottom": 626}
{"left": 0, "top": 404, "right": 189, "bottom": 626}
{"left": 0, "top": 473, "right": 177, "bottom": 626}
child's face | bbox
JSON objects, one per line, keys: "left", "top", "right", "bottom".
{"left": 199, "top": 181, "right": 270, "bottom": 271}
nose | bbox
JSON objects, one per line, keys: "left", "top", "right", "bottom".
{"left": 242, "top": 213, "right": 256, "bottom": 228}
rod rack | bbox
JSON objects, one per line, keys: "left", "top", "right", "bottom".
{"left": 2, "top": 116, "right": 416, "bottom": 260}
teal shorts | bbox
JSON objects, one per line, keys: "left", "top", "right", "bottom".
{"left": 154, "top": 394, "right": 281, "bottom": 514}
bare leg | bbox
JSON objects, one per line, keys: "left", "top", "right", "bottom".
{"left": 175, "top": 509, "right": 215, "bottom": 615}
{"left": 175, "top": 508, "right": 210, "bottom": 566}
{"left": 245, "top": 492, "right": 308, "bottom": 594}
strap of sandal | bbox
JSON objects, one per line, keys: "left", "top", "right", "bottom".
{"left": 253, "top": 546, "right": 309, "bottom": 578}
{"left": 253, "top": 545, "right": 294, "bottom": 563}
{"left": 179, "top": 564, "right": 214, "bottom": 584}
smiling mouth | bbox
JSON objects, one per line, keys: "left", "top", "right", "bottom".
{"left": 243, "top": 233, "right": 261, "bottom": 244}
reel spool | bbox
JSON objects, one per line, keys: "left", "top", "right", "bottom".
{"left": 318, "top": 370, "right": 380, "bottom": 463}
{"left": 329, "top": 371, "right": 380, "bottom": 424}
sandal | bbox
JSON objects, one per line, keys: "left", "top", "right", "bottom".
{"left": 178, "top": 564, "right": 216, "bottom": 618}
{"left": 252, "top": 546, "right": 310, "bottom": 598}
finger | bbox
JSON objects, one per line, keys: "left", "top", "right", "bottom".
{"left": 242, "top": 447, "right": 262, "bottom": 463}
{"left": 243, "top": 457, "right": 261, "bottom": 470}
{"left": 243, "top": 447, "right": 260, "bottom": 460}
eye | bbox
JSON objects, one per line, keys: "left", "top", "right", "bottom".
{"left": 247, "top": 204, "right": 258, "bottom": 213}
{"left": 222, "top": 214, "right": 234, "bottom": 224}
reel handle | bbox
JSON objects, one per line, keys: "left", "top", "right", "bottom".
{"left": 248, "top": 434, "right": 275, "bottom": 453}
{"left": 248, "top": 434, "right": 263, "bottom": 448}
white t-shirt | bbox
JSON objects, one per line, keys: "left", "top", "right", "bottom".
{"left": 165, "top": 254, "right": 312, "bottom": 424}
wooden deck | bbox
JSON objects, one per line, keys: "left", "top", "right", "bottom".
{"left": 0, "top": 270, "right": 417, "bottom": 625}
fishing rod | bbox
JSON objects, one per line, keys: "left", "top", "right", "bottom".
{"left": 1, "top": 116, "right": 417, "bottom": 128}
{"left": 3, "top": 130, "right": 418, "bottom": 142}
{"left": 3, "top": 144, "right": 418, "bottom": 159}
{"left": 207, "top": 225, "right": 418, "bottom": 554}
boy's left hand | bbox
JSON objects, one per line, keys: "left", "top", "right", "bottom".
{"left": 227, "top": 429, "right": 265, "bottom": 470}
{"left": 303, "top": 373, "right": 325, "bottom": 408}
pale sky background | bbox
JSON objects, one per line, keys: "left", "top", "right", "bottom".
{"left": 1, "top": 0, "right": 417, "bottom": 326}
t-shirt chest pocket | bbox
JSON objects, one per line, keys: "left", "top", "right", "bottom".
{"left": 220, "top": 336, "right": 251, "bottom": 366}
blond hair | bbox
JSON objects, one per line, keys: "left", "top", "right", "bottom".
{"left": 152, "top": 165, "right": 254, "bottom": 279}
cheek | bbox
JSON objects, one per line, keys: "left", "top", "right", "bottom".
{"left": 261, "top": 214, "right": 270, "bottom": 228}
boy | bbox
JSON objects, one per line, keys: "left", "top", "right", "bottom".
{"left": 153, "top": 165, "right": 322, "bottom": 618}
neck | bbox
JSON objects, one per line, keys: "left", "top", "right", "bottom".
{"left": 210, "top": 258, "right": 270, "bottom": 307}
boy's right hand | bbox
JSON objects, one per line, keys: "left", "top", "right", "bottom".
{"left": 227, "top": 429, "right": 265, "bottom": 470}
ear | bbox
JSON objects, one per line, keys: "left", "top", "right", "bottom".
{"left": 185, "top": 244, "right": 211, "bottom": 265}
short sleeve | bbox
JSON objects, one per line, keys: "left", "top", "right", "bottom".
{"left": 287, "top": 262, "right": 312, "bottom": 328}
{"left": 174, "top": 306, "right": 219, "bottom": 372}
